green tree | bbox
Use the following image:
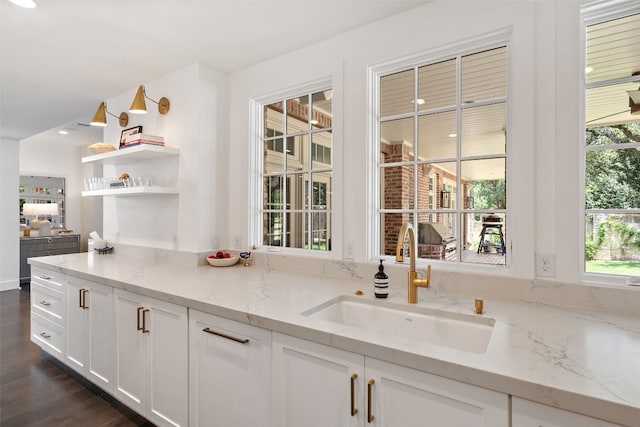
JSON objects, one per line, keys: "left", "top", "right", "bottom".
{"left": 471, "top": 179, "right": 506, "bottom": 210}
{"left": 585, "top": 123, "right": 640, "bottom": 209}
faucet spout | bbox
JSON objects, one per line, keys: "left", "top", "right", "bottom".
{"left": 396, "top": 222, "right": 431, "bottom": 303}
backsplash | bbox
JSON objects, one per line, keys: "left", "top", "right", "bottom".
{"left": 111, "top": 243, "right": 640, "bottom": 316}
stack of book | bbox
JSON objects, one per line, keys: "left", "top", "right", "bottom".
{"left": 123, "top": 134, "right": 165, "bottom": 147}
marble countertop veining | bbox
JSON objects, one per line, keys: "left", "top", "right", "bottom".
{"left": 29, "top": 253, "right": 640, "bottom": 426}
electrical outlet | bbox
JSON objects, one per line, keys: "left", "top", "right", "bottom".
{"left": 234, "top": 236, "right": 241, "bottom": 249}
{"left": 536, "top": 253, "right": 555, "bottom": 277}
{"left": 211, "top": 236, "right": 219, "bottom": 249}
{"left": 345, "top": 241, "right": 354, "bottom": 259}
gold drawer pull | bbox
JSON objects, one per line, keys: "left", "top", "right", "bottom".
{"left": 137, "top": 307, "right": 144, "bottom": 331}
{"left": 202, "top": 327, "right": 249, "bottom": 344}
{"left": 80, "top": 289, "right": 89, "bottom": 309}
{"left": 367, "top": 379, "right": 375, "bottom": 423}
{"left": 39, "top": 300, "right": 51, "bottom": 306}
{"left": 351, "top": 373, "right": 358, "bottom": 416}
{"left": 39, "top": 332, "right": 51, "bottom": 339}
{"left": 142, "top": 309, "right": 150, "bottom": 333}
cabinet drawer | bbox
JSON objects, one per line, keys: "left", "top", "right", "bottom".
{"left": 30, "top": 267, "right": 64, "bottom": 291}
{"left": 31, "top": 283, "right": 64, "bottom": 325}
{"left": 31, "top": 312, "right": 65, "bottom": 362}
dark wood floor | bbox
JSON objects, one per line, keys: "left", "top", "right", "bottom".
{"left": 0, "top": 288, "right": 153, "bottom": 426}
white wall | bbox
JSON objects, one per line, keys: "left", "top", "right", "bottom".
{"left": 101, "top": 63, "right": 228, "bottom": 252}
{"left": 5, "top": 0, "right": 609, "bottom": 286}
{"left": 228, "top": 1, "right": 541, "bottom": 279}
{"left": 0, "top": 139, "right": 20, "bottom": 290}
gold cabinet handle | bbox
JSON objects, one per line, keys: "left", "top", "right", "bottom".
{"left": 142, "top": 309, "right": 150, "bottom": 333}
{"left": 202, "top": 327, "right": 249, "bottom": 344}
{"left": 351, "top": 373, "right": 358, "bottom": 416}
{"left": 367, "top": 379, "right": 375, "bottom": 423}
{"left": 39, "top": 332, "right": 51, "bottom": 339}
{"left": 81, "top": 289, "right": 89, "bottom": 309}
{"left": 39, "top": 300, "right": 50, "bottom": 306}
{"left": 137, "top": 307, "right": 144, "bottom": 331}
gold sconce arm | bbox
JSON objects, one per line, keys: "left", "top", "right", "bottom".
{"left": 90, "top": 101, "right": 129, "bottom": 127}
{"left": 129, "top": 85, "right": 170, "bottom": 115}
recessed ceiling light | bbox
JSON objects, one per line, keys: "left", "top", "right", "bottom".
{"left": 9, "top": 0, "right": 36, "bottom": 8}
{"left": 448, "top": 133, "right": 457, "bottom": 138}
{"left": 585, "top": 66, "right": 594, "bottom": 74}
{"left": 311, "top": 119, "right": 319, "bottom": 125}
{"left": 58, "top": 130, "right": 69, "bottom": 135}
{"left": 412, "top": 99, "right": 425, "bottom": 105}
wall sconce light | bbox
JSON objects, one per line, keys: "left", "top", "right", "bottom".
{"left": 90, "top": 101, "right": 129, "bottom": 127}
{"left": 440, "top": 190, "right": 451, "bottom": 209}
{"left": 129, "top": 85, "right": 170, "bottom": 115}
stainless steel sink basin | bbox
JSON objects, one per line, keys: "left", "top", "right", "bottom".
{"left": 302, "top": 296, "right": 494, "bottom": 353}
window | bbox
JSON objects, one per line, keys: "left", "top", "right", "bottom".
{"left": 583, "top": 10, "right": 640, "bottom": 278}
{"left": 376, "top": 45, "right": 508, "bottom": 266}
{"left": 261, "top": 89, "right": 333, "bottom": 251}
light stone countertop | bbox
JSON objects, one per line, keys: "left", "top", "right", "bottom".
{"left": 29, "top": 252, "right": 640, "bottom": 426}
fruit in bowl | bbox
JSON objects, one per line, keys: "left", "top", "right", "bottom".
{"left": 207, "top": 251, "right": 239, "bottom": 267}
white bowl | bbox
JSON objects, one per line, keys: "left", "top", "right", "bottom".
{"left": 207, "top": 256, "right": 239, "bottom": 267}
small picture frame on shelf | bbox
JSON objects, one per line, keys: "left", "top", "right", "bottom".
{"left": 120, "top": 125, "right": 143, "bottom": 149}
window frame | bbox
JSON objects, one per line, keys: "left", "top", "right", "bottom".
{"left": 250, "top": 78, "right": 337, "bottom": 257}
{"left": 580, "top": 1, "right": 640, "bottom": 285}
{"left": 367, "top": 30, "right": 513, "bottom": 270}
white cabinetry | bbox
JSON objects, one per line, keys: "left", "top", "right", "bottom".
{"left": 113, "top": 289, "right": 188, "bottom": 427}
{"left": 30, "top": 267, "right": 66, "bottom": 362}
{"left": 65, "top": 276, "right": 114, "bottom": 392}
{"left": 189, "top": 309, "right": 271, "bottom": 427}
{"left": 511, "top": 398, "right": 623, "bottom": 427}
{"left": 272, "top": 333, "right": 509, "bottom": 427}
{"left": 81, "top": 145, "right": 179, "bottom": 197}
{"left": 366, "top": 358, "right": 508, "bottom": 426}
{"left": 273, "top": 333, "right": 364, "bottom": 427}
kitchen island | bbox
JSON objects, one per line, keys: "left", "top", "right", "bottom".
{"left": 29, "top": 251, "right": 640, "bottom": 426}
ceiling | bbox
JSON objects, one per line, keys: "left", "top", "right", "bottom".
{"left": 586, "top": 12, "right": 640, "bottom": 127}
{"left": 0, "top": 0, "right": 429, "bottom": 145}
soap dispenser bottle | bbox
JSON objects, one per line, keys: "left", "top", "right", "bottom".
{"left": 374, "top": 259, "right": 389, "bottom": 299}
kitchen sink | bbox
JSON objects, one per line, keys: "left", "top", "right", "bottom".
{"left": 302, "top": 296, "right": 494, "bottom": 353}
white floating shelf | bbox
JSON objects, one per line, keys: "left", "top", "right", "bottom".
{"left": 82, "top": 186, "right": 179, "bottom": 197}
{"left": 82, "top": 145, "right": 180, "bottom": 165}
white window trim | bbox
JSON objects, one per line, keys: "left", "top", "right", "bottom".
{"left": 366, "top": 27, "right": 514, "bottom": 275}
{"left": 580, "top": 0, "right": 640, "bottom": 287}
{"left": 249, "top": 77, "right": 341, "bottom": 259}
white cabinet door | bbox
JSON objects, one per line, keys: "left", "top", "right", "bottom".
{"left": 113, "top": 289, "right": 188, "bottom": 427}
{"left": 66, "top": 278, "right": 90, "bottom": 373}
{"left": 114, "top": 289, "right": 147, "bottom": 416}
{"left": 365, "top": 358, "right": 509, "bottom": 427}
{"left": 189, "top": 309, "right": 271, "bottom": 427}
{"left": 66, "top": 277, "right": 114, "bottom": 392}
{"left": 272, "top": 333, "right": 364, "bottom": 427}
{"left": 511, "top": 397, "right": 623, "bottom": 427}
{"left": 86, "top": 281, "right": 114, "bottom": 391}
{"left": 147, "top": 297, "right": 188, "bottom": 427}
